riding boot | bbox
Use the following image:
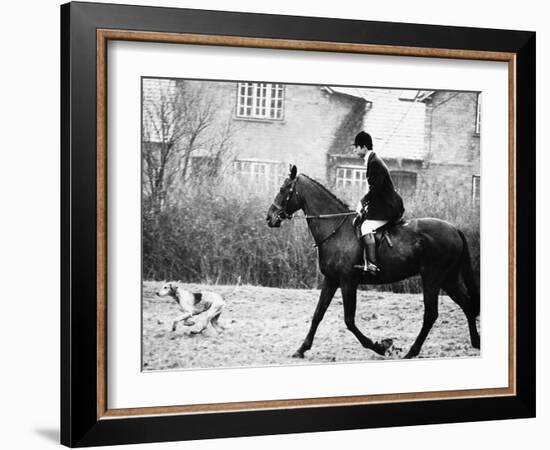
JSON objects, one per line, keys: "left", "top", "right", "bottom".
{"left": 354, "top": 233, "right": 380, "bottom": 274}
{"left": 365, "top": 237, "right": 379, "bottom": 274}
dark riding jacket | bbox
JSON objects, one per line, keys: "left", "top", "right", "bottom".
{"left": 361, "top": 152, "right": 405, "bottom": 221}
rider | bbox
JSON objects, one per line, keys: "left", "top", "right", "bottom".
{"left": 353, "top": 131, "right": 404, "bottom": 274}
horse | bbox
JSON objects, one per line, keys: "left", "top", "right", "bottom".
{"left": 266, "top": 165, "right": 480, "bottom": 359}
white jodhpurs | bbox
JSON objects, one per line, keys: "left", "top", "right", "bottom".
{"left": 360, "top": 219, "right": 388, "bottom": 236}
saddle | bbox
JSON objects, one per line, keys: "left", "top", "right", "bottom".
{"left": 355, "top": 217, "right": 406, "bottom": 250}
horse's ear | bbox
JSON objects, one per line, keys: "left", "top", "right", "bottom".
{"left": 289, "top": 164, "right": 297, "bottom": 179}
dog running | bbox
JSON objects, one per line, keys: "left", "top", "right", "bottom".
{"left": 155, "top": 278, "right": 240, "bottom": 334}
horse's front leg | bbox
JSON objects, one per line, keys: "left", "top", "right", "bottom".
{"left": 341, "top": 281, "right": 393, "bottom": 356}
{"left": 292, "top": 277, "right": 338, "bottom": 358}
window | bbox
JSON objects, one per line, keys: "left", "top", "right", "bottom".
{"left": 390, "top": 171, "right": 417, "bottom": 196}
{"left": 472, "top": 175, "right": 480, "bottom": 205}
{"left": 233, "top": 160, "right": 284, "bottom": 188}
{"left": 335, "top": 166, "right": 367, "bottom": 190}
{"left": 475, "top": 93, "right": 481, "bottom": 134}
{"left": 237, "top": 83, "right": 284, "bottom": 120}
{"left": 336, "top": 167, "right": 417, "bottom": 196}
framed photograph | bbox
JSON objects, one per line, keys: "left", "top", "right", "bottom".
{"left": 61, "top": 1, "right": 535, "bottom": 447}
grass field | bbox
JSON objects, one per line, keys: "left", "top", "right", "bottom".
{"left": 142, "top": 282, "right": 480, "bottom": 371}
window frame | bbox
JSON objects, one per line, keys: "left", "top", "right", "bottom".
{"left": 335, "top": 165, "right": 368, "bottom": 190}
{"left": 236, "top": 82, "right": 285, "bottom": 120}
{"left": 233, "top": 159, "right": 284, "bottom": 187}
{"left": 472, "top": 174, "right": 481, "bottom": 204}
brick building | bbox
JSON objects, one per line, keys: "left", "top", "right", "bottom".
{"left": 142, "top": 79, "right": 480, "bottom": 204}
{"left": 220, "top": 82, "right": 366, "bottom": 183}
{"left": 420, "top": 90, "right": 481, "bottom": 203}
{"left": 142, "top": 78, "right": 365, "bottom": 192}
{"left": 326, "top": 88, "right": 481, "bottom": 204}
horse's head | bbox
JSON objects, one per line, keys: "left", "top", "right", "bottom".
{"left": 266, "top": 165, "right": 304, "bottom": 228}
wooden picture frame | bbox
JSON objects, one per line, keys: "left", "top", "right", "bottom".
{"left": 61, "top": 1, "right": 535, "bottom": 447}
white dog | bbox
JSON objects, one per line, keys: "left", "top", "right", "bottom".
{"left": 155, "top": 282, "right": 227, "bottom": 334}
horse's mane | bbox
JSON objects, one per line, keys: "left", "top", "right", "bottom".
{"left": 299, "top": 174, "right": 350, "bottom": 210}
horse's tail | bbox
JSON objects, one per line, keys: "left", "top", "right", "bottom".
{"left": 457, "top": 230, "right": 480, "bottom": 317}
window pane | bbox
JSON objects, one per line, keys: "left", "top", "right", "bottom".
{"left": 472, "top": 175, "right": 480, "bottom": 204}
{"left": 235, "top": 82, "right": 284, "bottom": 120}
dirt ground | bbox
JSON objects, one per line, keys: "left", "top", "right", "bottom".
{"left": 142, "top": 282, "right": 480, "bottom": 371}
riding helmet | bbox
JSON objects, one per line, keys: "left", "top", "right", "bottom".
{"left": 354, "top": 131, "right": 373, "bottom": 150}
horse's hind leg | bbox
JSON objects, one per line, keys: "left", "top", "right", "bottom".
{"left": 293, "top": 277, "right": 339, "bottom": 358}
{"left": 341, "top": 281, "right": 393, "bottom": 356}
{"left": 404, "top": 276, "right": 440, "bottom": 359}
{"left": 442, "top": 278, "right": 480, "bottom": 349}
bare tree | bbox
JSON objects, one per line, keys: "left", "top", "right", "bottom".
{"left": 142, "top": 79, "right": 235, "bottom": 214}
{"left": 185, "top": 114, "right": 240, "bottom": 181}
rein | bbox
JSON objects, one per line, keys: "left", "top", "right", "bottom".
{"left": 309, "top": 214, "right": 351, "bottom": 248}
{"left": 272, "top": 176, "right": 356, "bottom": 248}
{"left": 293, "top": 212, "right": 356, "bottom": 249}
{"left": 301, "top": 212, "right": 356, "bottom": 219}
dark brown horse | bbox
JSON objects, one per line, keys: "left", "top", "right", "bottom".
{"left": 266, "top": 165, "right": 480, "bottom": 359}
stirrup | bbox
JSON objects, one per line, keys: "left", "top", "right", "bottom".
{"left": 354, "top": 262, "right": 380, "bottom": 274}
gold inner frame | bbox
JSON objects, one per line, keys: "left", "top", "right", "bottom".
{"left": 96, "top": 29, "right": 517, "bottom": 420}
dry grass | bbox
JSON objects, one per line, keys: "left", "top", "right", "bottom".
{"left": 143, "top": 177, "right": 479, "bottom": 293}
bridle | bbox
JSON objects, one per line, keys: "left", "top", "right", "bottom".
{"left": 270, "top": 177, "right": 299, "bottom": 221}
{"left": 269, "top": 177, "right": 356, "bottom": 248}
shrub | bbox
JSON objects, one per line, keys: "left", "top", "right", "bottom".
{"left": 143, "top": 177, "right": 479, "bottom": 293}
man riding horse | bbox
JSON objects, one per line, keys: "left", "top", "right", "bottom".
{"left": 352, "top": 131, "right": 404, "bottom": 274}
{"left": 266, "top": 158, "right": 480, "bottom": 359}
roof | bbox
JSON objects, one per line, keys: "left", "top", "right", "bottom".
{"left": 325, "top": 87, "right": 429, "bottom": 160}
{"left": 142, "top": 78, "right": 178, "bottom": 143}
{"left": 323, "top": 86, "right": 371, "bottom": 103}
{"left": 333, "top": 88, "right": 427, "bottom": 160}
{"left": 362, "top": 89, "right": 427, "bottom": 160}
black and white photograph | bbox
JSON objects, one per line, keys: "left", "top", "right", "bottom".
{"left": 141, "top": 78, "right": 481, "bottom": 370}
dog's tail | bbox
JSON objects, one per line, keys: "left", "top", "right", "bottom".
{"left": 225, "top": 276, "right": 242, "bottom": 298}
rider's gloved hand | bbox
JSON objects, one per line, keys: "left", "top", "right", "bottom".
{"left": 354, "top": 201, "right": 366, "bottom": 227}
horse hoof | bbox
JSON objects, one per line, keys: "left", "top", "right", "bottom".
{"left": 403, "top": 349, "right": 418, "bottom": 359}
{"left": 374, "top": 338, "right": 393, "bottom": 356}
{"left": 292, "top": 351, "right": 305, "bottom": 359}
{"left": 385, "top": 342, "right": 403, "bottom": 358}
{"left": 472, "top": 336, "right": 480, "bottom": 349}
